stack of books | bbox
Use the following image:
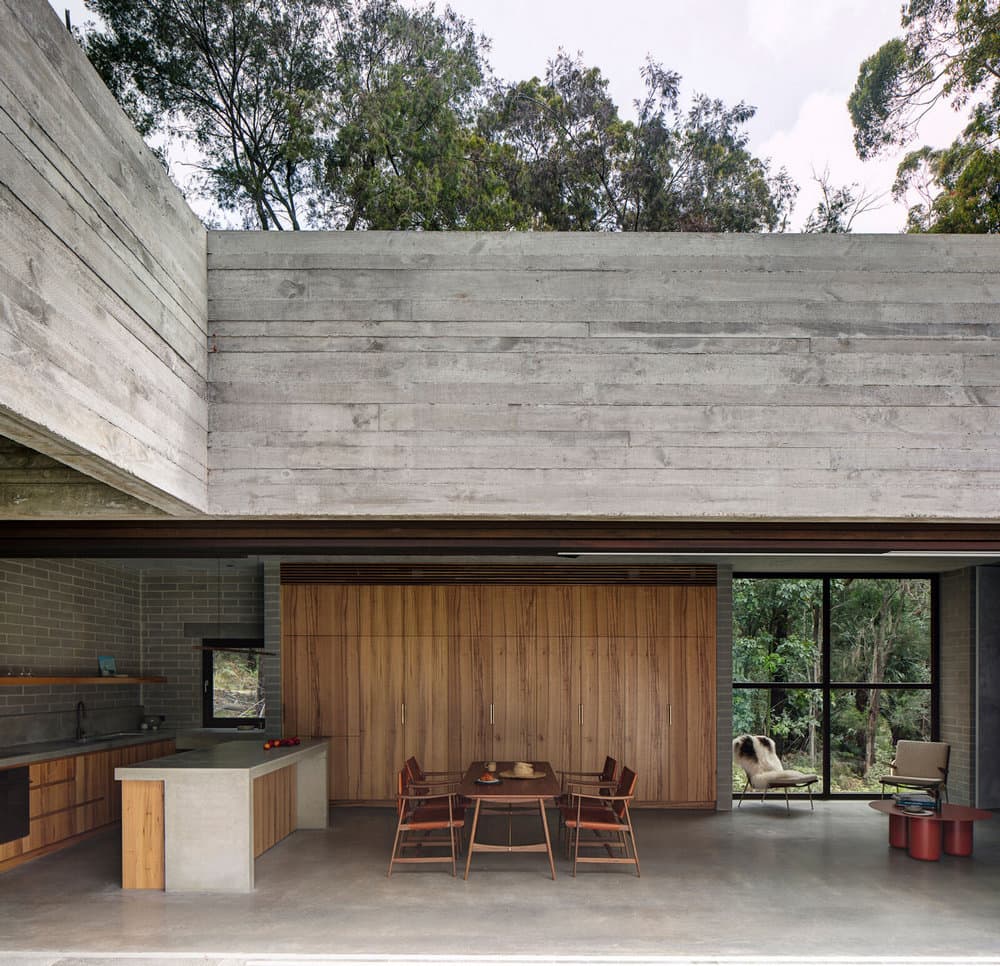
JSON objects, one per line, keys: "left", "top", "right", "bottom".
{"left": 892, "top": 792, "right": 938, "bottom": 812}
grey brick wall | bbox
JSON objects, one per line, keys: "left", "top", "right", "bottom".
{"left": 716, "top": 566, "right": 733, "bottom": 810}
{"left": 939, "top": 568, "right": 976, "bottom": 805}
{"left": 262, "top": 560, "right": 282, "bottom": 736}
{"left": 976, "top": 566, "right": 1000, "bottom": 807}
{"left": 140, "top": 564, "right": 265, "bottom": 730}
{"left": 0, "top": 558, "right": 141, "bottom": 717}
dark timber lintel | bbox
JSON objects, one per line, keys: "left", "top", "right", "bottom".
{"left": 1, "top": 520, "right": 1000, "bottom": 557}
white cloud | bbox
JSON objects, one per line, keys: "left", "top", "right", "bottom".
{"left": 745, "top": 0, "right": 884, "bottom": 58}
{"left": 761, "top": 91, "right": 899, "bottom": 231}
{"left": 762, "top": 88, "right": 972, "bottom": 232}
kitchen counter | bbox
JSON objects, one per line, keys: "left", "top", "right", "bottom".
{"left": 0, "top": 731, "right": 176, "bottom": 770}
{"left": 117, "top": 737, "right": 316, "bottom": 778}
{"left": 115, "top": 738, "right": 327, "bottom": 892}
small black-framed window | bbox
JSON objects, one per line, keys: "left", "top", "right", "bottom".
{"left": 201, "top": 639, "right": 265, "bottom": 728}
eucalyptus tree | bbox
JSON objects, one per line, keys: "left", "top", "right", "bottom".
{"left": 480, "top": 53, "right": 797, "bottom": 232}
{"left": 849, "top": 0, "right": 1000, "bottom": 232}
{"left": 803, "top": 167, "right": 883, "bottom": 233}
{"left": 321, "top": 0, "right": 524, "bottom": 229}
{"left": 83, "top": 0, "right": 342, "bottom": 229}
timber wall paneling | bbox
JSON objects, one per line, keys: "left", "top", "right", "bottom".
{"left": 281, "top": 581, "right": 716, "bottom": 806}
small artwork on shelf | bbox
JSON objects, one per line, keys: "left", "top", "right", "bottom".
{"left": 97, "top": 655, "right": 117, "bottom": 677}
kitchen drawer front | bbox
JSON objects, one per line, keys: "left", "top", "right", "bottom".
{"left": 29, "top": 757, "right": 75, "bottom": 788}
{"left": 1, "top": 740, "right": 175, "bottom": 872}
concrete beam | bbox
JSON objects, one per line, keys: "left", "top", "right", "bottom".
{"left": 0, "top": 436, "right": 166, "bottom": 519}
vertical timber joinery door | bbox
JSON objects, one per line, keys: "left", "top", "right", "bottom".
{"left": 449, "top": 585, "right": 491, "bottom": 769}
{"left": 489, "top": 586, "right": 539, "bottom": 762}
{"left": 282, "top": 572, "right": 717, "bottom": 807}
{"left": 534, "top": 585, "right": 577, "bottom": 774}
{"left": 400, "top": 586, "right": 451, "bottom": 784}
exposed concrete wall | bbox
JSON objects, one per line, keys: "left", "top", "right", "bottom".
{"left": 208, "top": 231, "right": 1000, "bottom": 519}
{"left": 939, "top": 568, "right": 976, "bottom": 805}
{"left": 0, "top": 558, "right": 141, "bottom": 718}
{"left": 0, "top": 436, "right": 165, "bottom": 518}
{"left": 0, "top": 0, "right": 207, "bottom": 516}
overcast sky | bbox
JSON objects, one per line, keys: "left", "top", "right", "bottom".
{"left": 52, "top": 0, "right": 967, "bottom": 232}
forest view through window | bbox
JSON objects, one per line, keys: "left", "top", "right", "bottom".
{"left": 733, "top": 577, "right": 934, "bottom": 795}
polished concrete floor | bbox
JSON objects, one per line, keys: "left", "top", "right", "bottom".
{"left": 0, "top": 802, "right": 998, "bottom": 965}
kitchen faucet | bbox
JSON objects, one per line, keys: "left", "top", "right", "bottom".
{"left": 75, "top": 700, "right": 86, "bottom": 740}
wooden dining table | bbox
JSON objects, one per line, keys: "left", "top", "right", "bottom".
{"left": 458, "top": 760, "right": 561, "bottom": 880}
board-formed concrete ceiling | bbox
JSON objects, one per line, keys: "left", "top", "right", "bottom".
{"left": 0, "top": 437, "right": 165, "bottom": 519}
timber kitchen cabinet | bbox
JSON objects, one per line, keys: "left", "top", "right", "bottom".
{"left": 282, "top": 573, "right": 717, "bottom": 807}
{"left": 282, "top": 585, "right": 452, "bottom": 802}
{"left": 0, "top": 739, "right": 175, "bottom": 872}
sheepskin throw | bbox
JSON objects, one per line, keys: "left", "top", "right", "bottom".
{"left": 733, "top": 734, "right": 818, "bottom": 789}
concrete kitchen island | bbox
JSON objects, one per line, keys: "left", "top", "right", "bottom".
{"left": 115, "top": 739, "right": 327, "bottom": 892}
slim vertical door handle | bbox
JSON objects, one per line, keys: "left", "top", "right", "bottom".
{"left": 668, "top": 704, "right": 672, "bottom": 726}
{"left": 401, "top": 703, "right": 405, "bottom": 726}
{"left": 579, "top": 703, "right": 583, "bottom": 726}
{"left": 489, "top": 703, "right": 494, "bottom": 725}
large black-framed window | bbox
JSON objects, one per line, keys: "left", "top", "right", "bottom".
{"left": 733, "top": 575, "right": 937, "bottom": 797}
{"left": 201, "top": 639, "right": 266, "bottom": 729}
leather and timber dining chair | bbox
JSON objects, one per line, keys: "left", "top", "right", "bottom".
{"left": 404, "top": 755, "right": 463, "bottom": 788}
{"left": 387, "top": 769, "right": 465, "bottom": 877}
{"left": 557, "top": 755, "right": 617, "bottom": 843}
{"left": 559, "top": 755, "right": 617, "bottom": 794}
{"left": 879, "top": 740, "right": 950, "bottom": 803}
{"left": 560, "top": 765, "right": 640, "bottom": 877}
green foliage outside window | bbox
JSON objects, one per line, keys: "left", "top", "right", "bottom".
{"left": 734, "top": 577, "right": 932, "bottom": 794}
{"left": 212, "top": 650, "right": 265, "bottom": 720}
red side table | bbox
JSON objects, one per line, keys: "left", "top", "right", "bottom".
{"left": 869, "top": 800, "right": 992, "bottom": 861}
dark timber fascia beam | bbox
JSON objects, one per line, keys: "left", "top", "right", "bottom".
{"left": 1, "top": 519, "right": 1000, "bottom": 557}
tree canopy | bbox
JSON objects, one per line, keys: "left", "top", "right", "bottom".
{"left": 81, "top": 0, "right": 796, "bottom": 232}
{"left": 848, "top": 0, "right": 1000, "bottom": 232}
{"left": 320, "top": 0, "right": 523, "bottom": 229}
{"left": 481, "top": 54, "right": 796, "bottom": 232}
{"left": 84, "top": 0, "right": 340, "bottom": 229}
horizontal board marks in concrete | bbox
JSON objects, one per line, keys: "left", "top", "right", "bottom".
{"left": 206, "top": 231, "right": 1000, "bottom": 520}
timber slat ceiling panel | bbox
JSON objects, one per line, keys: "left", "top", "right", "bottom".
{"left": 279, "top": 562, "right": 717, "bottom": 585}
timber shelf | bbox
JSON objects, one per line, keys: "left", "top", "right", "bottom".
{"left": 0, "top": 676, "right": 166, "bottom": 687}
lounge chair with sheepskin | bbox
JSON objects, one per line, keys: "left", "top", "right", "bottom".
{"left": 733, "top": 734, "right": 819, "bottom": 811}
